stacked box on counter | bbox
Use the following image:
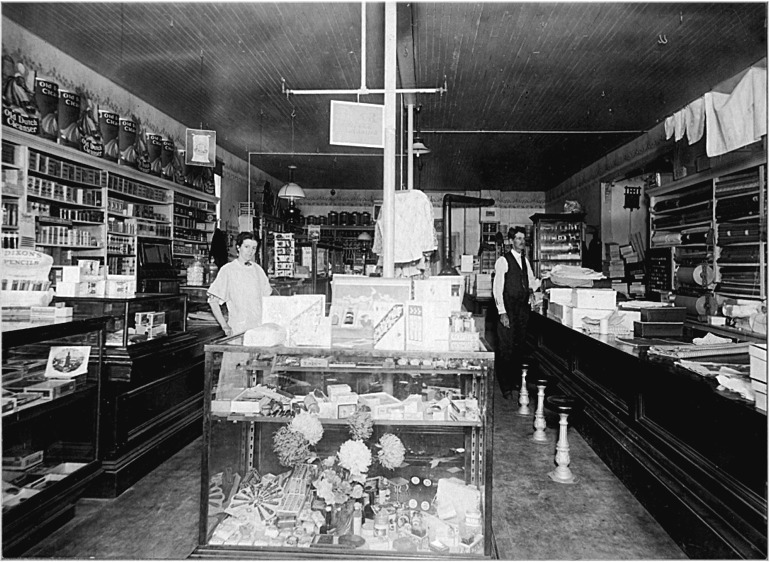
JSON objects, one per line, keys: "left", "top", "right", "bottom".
{"left": 749, "top": 344, "right": 767, "bottom": 412}
{"left": 547, "top": 288, "right": 617, "bottom": 329}
{"left": 633, "top": 306, "right": 687, "bottom": 338}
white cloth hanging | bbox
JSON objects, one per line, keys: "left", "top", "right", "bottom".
{"left": 664, "top": 109, "right": 686, "bottom": 141}
{"left": 705, "top": 66, "right": 767, "bottom": 157}
{"left": 373, "top": 189, "right": 436, "bottom": 265}
{"left": 684, "top": 97, "right": 705, "bottom": 145}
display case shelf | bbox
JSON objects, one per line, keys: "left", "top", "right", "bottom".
{"left": 196, "top": 337, "right": 495, "bottom": 558}
{"left": 2, "top": 316, "right": 107, "bottom": 556}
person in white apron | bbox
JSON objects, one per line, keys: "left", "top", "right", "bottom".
{"left": 207, "top": 231, "right": 273, "bottom": 398}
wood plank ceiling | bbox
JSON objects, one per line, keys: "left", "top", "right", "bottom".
{"left": 2, "top": 2, "right": 767, "bottom": 192}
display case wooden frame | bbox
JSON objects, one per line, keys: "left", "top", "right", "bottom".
{"left": 194, "top": 336, "right": 496, "bottom": 559}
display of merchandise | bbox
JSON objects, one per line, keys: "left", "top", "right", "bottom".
{"left": 530, "top": 213, "right": 585, "bottom": 278}
{"left": 197, "top": 341, "right": 494, "bottom": 558}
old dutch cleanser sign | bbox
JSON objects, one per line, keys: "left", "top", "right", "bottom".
{"left": 329, "top": 100, "right": 384, "bottom": 148}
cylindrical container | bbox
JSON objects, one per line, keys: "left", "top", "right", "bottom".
{"left": 339, "top": 211, "right": 350, "bottom": 226}
{"left": 35, "top": 78, "right": 59, "bottom": 140}
{"left": 161, "top": 138, "right": 175, "bottom": 179}
{"left": 99, "top": 110, "right": 120, "bottom": 161}
{"left": 352, "top": 211, "right": 361, "bottom": 226}
{"left": 373, "top": 509, "right": 388, "bottom": 537}
{"left": 328, "top": 211, "right": 338, "bottom": 225}
{"left": 318, "top": 215, "right": 327, "bottom": 225}
{"left": 306, "top": 215, "right": 317, "bottom": 225}
{"left": 118, "top": 118, "right": 137, "bottom": 167}
{"left": 146, "top": 132, "right": 163, "bottom": 176}
{"left": 362, "top": 211, "right": 371, "bottom": 225}
{"left": 58, "top": 90, "right": 81, "bottom": 148}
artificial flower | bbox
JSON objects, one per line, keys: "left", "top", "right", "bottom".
{"left": 290, "top": 410, "right": 324, "bottom": 445}
{"left": 346, "top": 408, "right": 373, "bottom": 441}
{"left": 272, "top": 425, "right": 311, "bottom": 467}
{"left": 377, "top": 433, "right": 406, "bottom": 470}
{"left": 338, "top": 439, "right": 372, "bottom": 475}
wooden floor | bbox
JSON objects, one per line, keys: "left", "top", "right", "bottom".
{"left": 19, "top": 382, "right": 687, "bottom": 560}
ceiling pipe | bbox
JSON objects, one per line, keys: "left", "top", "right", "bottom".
{"left": 440, "top": 194, "right": 495, "bottom": 276}
{"left": 281, "top": 2, "right": 446, "bottom": 99}
{"left": 421, "top": 129, "right": 644, "bottom": 134}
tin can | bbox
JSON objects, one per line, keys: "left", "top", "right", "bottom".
{"left": 328, "top": 211, "right": 338, "bottom": 225}
{"left": 35, "top": 78, "right": 58, "bottom": 140}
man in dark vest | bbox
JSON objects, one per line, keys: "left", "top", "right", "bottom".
{"left": 492, "top": 226, "right": 540, "bottom": 400}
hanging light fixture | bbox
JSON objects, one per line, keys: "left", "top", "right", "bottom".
{"left": 412, "top": 104, "right": 431, "bottom": 157}
{"left": 278, "top": 109, "right": 305, "bottom": 201}
{"left": 278, "top": 165, "right": 305, "bottom": 200}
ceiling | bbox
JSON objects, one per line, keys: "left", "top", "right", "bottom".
{"left": 3, "top": 2, "right": 767, "bottom": 193}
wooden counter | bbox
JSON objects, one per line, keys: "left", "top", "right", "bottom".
{"left": 528, "top": 311, "right": 767, "bottom": 559}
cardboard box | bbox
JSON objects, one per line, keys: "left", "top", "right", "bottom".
{"left": 567, "top": 307, "right": 612, "bottom": 329}
{"left": 101, "top": 275, "right": 136, "bottom": 297}
{"left": 327, "top": 384, "right": 352, "bottom": 400}
{"left": 262, "top": 295, "right": 327, "bottom": 347}
{"left": 413, "top": 276, "right": 465, "bottom": 312}
{"left": 633, "top": 321, "right": 683, "bottom": 337}
{"left": 406, "top": 301, "right": 451, "bottom": 351}
{"left": 3, "top": 449, "right": 44, "bottom": 470}
{"left": 135, "top": 311, "right": 166, "bottom": 328}
{"left": 24, "top": 379, "right": 76, "bottom": 400}
{"left": 750, "top": 344, "right": 767, "bottom": 384}
{"left": 639, "top": 306, "right": 687, "bottom": 322}
{"left": 547, "top": 288, "right": 573, "bottom": 306}
{"left": 571, "top": 289, "right": 617, "bottom": 310}
{"left": 449, "top": 331, "right": 480, "bottom": 352}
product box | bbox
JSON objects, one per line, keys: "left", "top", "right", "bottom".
{"left": 567, "top": 307, "right": 612, "bottom": 329}
{"left": 135, "top": 323, "right": 167, "bottom": 339}
{"left": 29, "top": 305, "right": 73, "bottom": 319}
{"left": 262, "top": 295, "right": 327, "bottom": 347}
{"left": 571, "top": 288, "right": 617, "bottom": 310}
{"left": 449, "top": 331, "right": 480, "bottom": 352}
{"left": 639, "top": 306, "right": 688, "bottom": 323}
{"left": 413, "top": 276, "right": 465, "bottom": 312}
{"left": 101, "top": 275, "right": 136, "bottom": 297}
{"left": 372, "top": 303, "right": 406, "bottom": 351}
{"left": 23, "top": 379, "right": 76, "bottom": 400}
{"left": 55, "top": 280, "right": 103, "bottom": 297}
{"left": 750, "top": 344, "right": 767, "bottom": 384}
{"left": 135, "top": 311, "right": 166, "bottom": 328}
{"left": 3, "top": 449, "right": 44, "bottom": 470}
{"left": 331, "top": 274, "right": 411, "bottom": 308}
{"left": 359, "top": 392, "right": 401, "bottom": 415}
{"left": 406, "top": 301, "right": 450, "bottom": 351}
{"left": 633, "top": 321, "right": 684, "bottom": 337}
{"left": 547, "top": 301, "right": 569, "bottom": 324}
{"left": 547, "top": 288, "right": 573, "bottom": 306}
{"left": 326, "top": 384, "right": 352, "bottom": 400}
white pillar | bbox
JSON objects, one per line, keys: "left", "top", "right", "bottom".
{"left": 407, "top": 103, "right": 414, "bottom": 190}
{"left": 382, "top": 1, "right": 396, "bottom": 277}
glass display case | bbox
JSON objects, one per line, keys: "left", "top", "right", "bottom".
{"left": 530, "top": 213, "right": 585, "bottom": 278}
{"left": 2, "top": 316, "right": 106, "bottom": 556}
{"left": 195, "top": 337, "right": 495, "bottom": 558}
{"left": 53, "top": 293, "right": 187, "bottom": 347}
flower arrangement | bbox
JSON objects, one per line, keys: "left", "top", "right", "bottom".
{"left": 273, "top": 411, "right": 324, "bottom": 468}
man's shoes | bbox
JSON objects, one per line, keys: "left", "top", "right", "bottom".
{"left": 502, "top": 391, "right": 513, "bottom": 400}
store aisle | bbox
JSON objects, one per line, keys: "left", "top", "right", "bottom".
{"left": 22, "top": 391, "right": 686, "bottom": 560}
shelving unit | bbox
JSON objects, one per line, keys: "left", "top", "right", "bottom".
{"left": 2, "top": 126, "right": 218, "bottom": 285}
{"left": 195, "top": 339, "right": 495, "bottom": 558}
{"left": 2, "top": 316, "right": 107, "bottom": 556}
{"left": 530, "top": 213, "right": 585, "bottom": 278}
{"left": 647, "top": 153, "right": 767, "bottom": 331}
{"left": 1, "top": 140, "right": 26, "bottom": 249}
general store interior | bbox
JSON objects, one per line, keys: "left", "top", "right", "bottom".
{"left": 1, "top": 2, "right": 767, "bottom": 560}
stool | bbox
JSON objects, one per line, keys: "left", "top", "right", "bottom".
{"left": 532, "top": 374, "right": 553, "bottom": 443}
{"left": 545, "top": 395, "right": 580, "bottom": 484}
{"left": 516, "top": 362, "right": 531, "bottom": 416}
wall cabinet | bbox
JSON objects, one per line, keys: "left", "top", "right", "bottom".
{"left": 1, "top": 126, "right": 218, "bottom": 284}
{"left": 2, "top": 316, "right": 107, "bottom": 556}
{"left": 648, "top": 153, "right": 767, "bottom": 327}
{"left": 195, "top": 339, "right": 495, "bottom": 558}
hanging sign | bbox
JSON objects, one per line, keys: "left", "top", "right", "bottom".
{"left": 329, "top": 100, "right": 384, "bottom": 148}
{"left": 185, "top": 128, "right": 217, "bottom": 167}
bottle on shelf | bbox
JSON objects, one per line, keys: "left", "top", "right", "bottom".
{"left": 186, "top": 255, "right": 205, "bottom": 286}
{"left": 207, "top": 256, "right": 218, "bottom": 284}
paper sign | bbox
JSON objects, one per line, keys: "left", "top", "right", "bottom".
{"left": 185, "top": 128, "right": 216, "bottom": 167}
{"left": 329, "top": 100, "right": 384, "bottom": 148}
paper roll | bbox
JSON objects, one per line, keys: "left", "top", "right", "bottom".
{"left": 674, "top": 295, "right": 699, "bottom": 316}
{"left": 676, "top": 265, "right": 715, "bottom": 286}
{"left": 695, "top": 294, "right": 719, "bottom": 316}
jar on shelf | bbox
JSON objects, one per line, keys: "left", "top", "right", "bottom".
{"left": 328, "top": 211, "right": 338, "bottom": 225}
{"left": 186, "top": 255, "right": 205, "bottom": 286}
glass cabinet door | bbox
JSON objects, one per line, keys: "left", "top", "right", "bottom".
{"left": 199, "top": 342, "right": 493, "bottom": 558}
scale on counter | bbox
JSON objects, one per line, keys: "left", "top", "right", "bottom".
{"left": 137, "top": 238, "right": 179, "bottom": 294}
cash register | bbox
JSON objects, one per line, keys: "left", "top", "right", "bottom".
{"left": 137, "top": 238, "right": 179, "bottom": 294}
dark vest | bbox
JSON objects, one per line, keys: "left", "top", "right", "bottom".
{"left": 503, "top": 252, "right": 529, "bottom": 312}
